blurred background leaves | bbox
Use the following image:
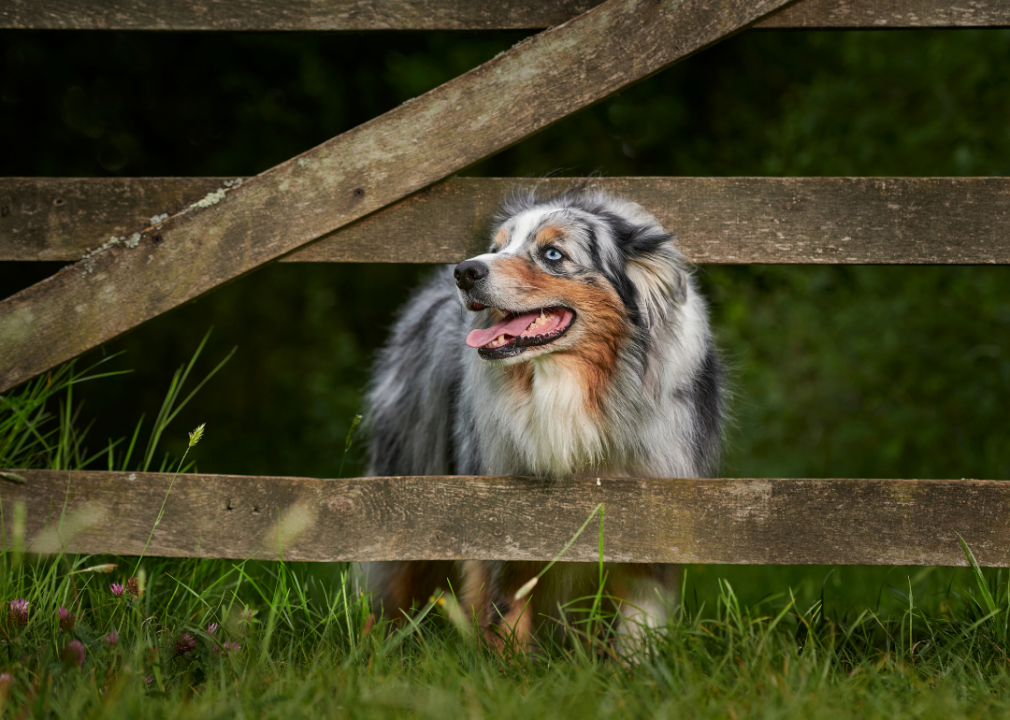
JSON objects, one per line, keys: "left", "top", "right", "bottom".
{"left": 1, "top": 27, "right": 1008, "bottom": 481}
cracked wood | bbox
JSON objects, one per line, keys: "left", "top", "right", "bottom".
{"left": 2, "top": 470, "right": 1009, "bottom": 566}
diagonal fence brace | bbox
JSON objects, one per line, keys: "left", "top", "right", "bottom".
{"left": 0, "top": 0, "right": 795, "bottom": 392}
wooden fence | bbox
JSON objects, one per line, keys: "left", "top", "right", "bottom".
{"left": 2, "top": 0, "right": 1008, "bottom": 566}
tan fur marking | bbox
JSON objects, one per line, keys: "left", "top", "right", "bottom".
{"left": 492, "top": 256, "right": 629, "bottom": 418}
{"left": 461, "top": 560, "right": 488, "bottom": 622}
{"left": 494, "top": 256, "right": 545, "bottom": 292}
{"left": 382, "top": 561, "right": 459, "bottom": 617}
{"left": 553, "top": 281, "right": 626, "bottom": 418}
{"left": 462, "top": 560, "right": 542, "bottom": 651}
{"left": 488, "top": 561, "right": 541, "bottom": 651}
{"left": 494, "top": 227, "right": 510, "bottom": 248}
{"left": 535, "top": 225, "right": 565, "bottom": 245}
{"left": 504, "top": 363, "right": 534, "bottom": 396}
{"left": 497, "top": 601, "right": 534, "bottom": 650}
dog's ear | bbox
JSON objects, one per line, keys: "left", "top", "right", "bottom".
{"left": 605, "top": 205, "right": 689, "bottom": 327}
{"left": 624, "top": 236, "right": 688, "bottom": 327}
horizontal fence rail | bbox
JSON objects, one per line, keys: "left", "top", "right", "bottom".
{"left": 1, "top": 470, "right": 1008, "bottom": 566}
{"left": 4, "top": 177, "right": 1009, "bottom": 265}
{"left": 4, "top": 0, "right": 1010, "bottom": 30}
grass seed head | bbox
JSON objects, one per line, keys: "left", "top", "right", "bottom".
{"left": 514, "top": 576, "right": 539, "bottom": 601}
{"left": 74, "top": 563, "right": 117, "bottom": 575}
{"left": 188, "top": 423, "right": 206, "bottom": 447}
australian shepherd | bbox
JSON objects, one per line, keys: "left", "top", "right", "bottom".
{"left": 362, "top": 188, "right": 723, "bottom": 648}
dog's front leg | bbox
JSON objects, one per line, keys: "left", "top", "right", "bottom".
{"left": 463, "top": 560, "right": 543, "bottom": 652}
{"left": 363, "top": 560, "right": 460, "bottom": 620}
{"left": 607, "top": 563, "right": 679, "bottom": 657}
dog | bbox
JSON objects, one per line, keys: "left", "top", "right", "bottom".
{"left": 362, "top": 188, "right": 723, "bottom": 649}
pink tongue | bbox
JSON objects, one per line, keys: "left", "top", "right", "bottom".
{"left": 466, "top": 311, "right": 541, "bottom": 348}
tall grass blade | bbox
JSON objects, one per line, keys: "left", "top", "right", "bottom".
{"left": 515, "top": 503, "right": 604, "bottom": 600}
{"left": 957, "top": 533, "right": 997, "bottom": 616}
{"left": 337, "top": 414, "right": 362, "bottom": 478}
{"left": 141, "top": 329, "right": 234, "bottom": 472}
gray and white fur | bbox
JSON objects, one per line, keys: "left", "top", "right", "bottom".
{"left": 361, "top": 189, "right": 723, "bottom": 647}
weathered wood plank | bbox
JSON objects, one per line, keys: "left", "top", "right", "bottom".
{"left": 4, "top": 177, "right": 1009, "bottom": 265}
{"left": 0, "top": 0, "right": 796, "bottom": 393}
{"left": 295, "top": 176, "right": 1010, "bottom": 265}
{"left": 757, "top": 0, "right": 1010, "bottom": 28}
{"left": 3, "top": 0, "right": 1008, "bottom": 30}
{"left": 2, "top": 470, "right": 1008, "bottom": 566}
{"left": 0, "top": 177, "right": 226, "bottom": 262}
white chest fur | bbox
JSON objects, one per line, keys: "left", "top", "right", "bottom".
{"left": 467, "top": 355, "right": 615, "bottom": 477}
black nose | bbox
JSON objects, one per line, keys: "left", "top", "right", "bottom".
{"left": 454, "top": 259, "right": 488, "bottom": 291}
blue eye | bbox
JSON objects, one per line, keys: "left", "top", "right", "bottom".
{"left": 543, "top": 248, "right": 564, "bottom": 262}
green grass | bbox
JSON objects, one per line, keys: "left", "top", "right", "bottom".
{"left": 2, "top": 359, "right": 1010, "bottom": 719}
{"left": 2, "top": 553, "right": 1010, "bottom": 719}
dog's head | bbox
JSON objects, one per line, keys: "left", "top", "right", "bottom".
{"left": 455, "top": 189, "right": 689, "bottom": 366}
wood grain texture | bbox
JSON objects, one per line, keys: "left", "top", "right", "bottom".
{"left": 3, "top": 0, "right": 1008, "bottom": 30}
{"left": 757, "top": 0, "right": 1010, "bottom": 28}
{"left": 2, "top": 470, "right": 1009, "bottom": 566}
{"left": 0, "top": 0, "right": 797, "bottom": 393}
{"left": 4, "top": 177, "right": 1008, "bottom": 265}
{"left": 0, "top": 177, "right": 226, "bottom": 262}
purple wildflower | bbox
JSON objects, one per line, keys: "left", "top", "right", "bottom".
{"left": 144, "top": 675, "right": 154, "bottom": 686}
{"left": 110, "top": 582, "right": 125, "bottom": 598}
{"left": 207, "top": 622, "right": 218, "bottom": 636}
{"left": 6, "top": 599, "right": 28, "bottom": 627}
{"left": 62, "top": 640, "right": 85, "bottom": 668}
{"left": 125, "top": 578, "right": 141, "bottom": 599}
{"left": 212, "top": 641, "right": 242, "bottom": 656}
{"left": 57, "top": 606, "right": 75, "bottom": 634}
{"left": 0, "top": 672, "right": 12, "bottom": 692}
{"left": 105, "top": 630, "right": 119, "bottom": 645}
{"left": 174, "top": 632, "right": 197, "bottom": 658}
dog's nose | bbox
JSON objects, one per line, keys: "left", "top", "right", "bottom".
{"left": 454, "top": 259, "right": 488, "bottom": 291}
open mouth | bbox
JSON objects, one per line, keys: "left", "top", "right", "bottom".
{"left": 466, "top": 307, "right": 575, "bottom": 360}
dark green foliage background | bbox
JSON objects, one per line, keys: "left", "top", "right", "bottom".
{"left": 1, "top": 28, "right": 1008, "bottom": 486}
